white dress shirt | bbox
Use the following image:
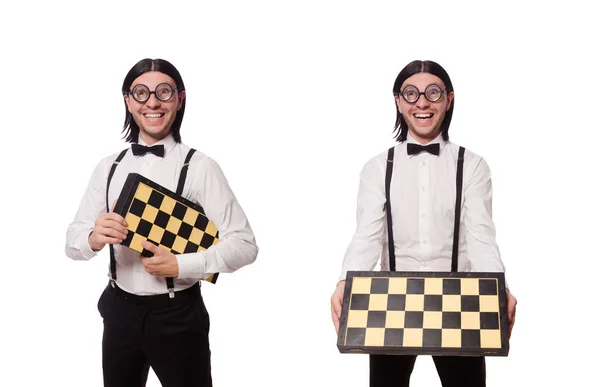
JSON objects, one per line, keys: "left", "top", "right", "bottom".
{"left": 340, "top": 133, "right": 506, "bottom": 282}
{"left": 65, "top": 134, "right": 258, "bottom": 295}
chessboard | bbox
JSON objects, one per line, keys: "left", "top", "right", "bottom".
{"left": 337, "top": 271, "right": 509, "bottom": 356}
{"left": 113, "top": 173, "right": 219, "bottom": 284}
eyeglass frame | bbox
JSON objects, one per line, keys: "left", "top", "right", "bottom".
{"left": 396, "top": 84, "right": 447, "bottom": 103}
{"left": 127, "top": 83, "right": 179, "bottom": 103}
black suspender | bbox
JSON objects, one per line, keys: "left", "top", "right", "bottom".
{"left": 107, "top": 149, "right": 129, "bottom": 286}
{"left": 384, "top": 145, "right": 466, "bottom": 272}
{"left": 105, "top": 147, "right": 197, "bottom": 296}
{"left": 451, "top": 146, "right": 466, "bottom": 272}
{"left": 166, "top": 148, "right": 197, "bottom": 297}
{"left": 384, "top": 147, "right": 396, "bottom": 271}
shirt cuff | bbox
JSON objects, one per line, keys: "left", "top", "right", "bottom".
{"left": 80, "top": 229, "right": 98, "bottom": 259}
{"left": 177, "top": 253, "right": 206, "bottom": 279}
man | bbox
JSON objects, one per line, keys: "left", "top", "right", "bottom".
{"left": 65, "top": 58, "right": 258, "bottom": 387}
{"left": 330, "top": 60, "right": 517, "bottom": 387}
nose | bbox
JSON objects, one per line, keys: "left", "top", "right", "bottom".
{"left": 415, "top": 93, "right": 430, "bottom": 108}
{"left": 145, "top": 92, "right": 161, "bottom": 108}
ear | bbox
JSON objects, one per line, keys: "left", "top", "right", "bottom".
{"left": 124, "top": 94, "right": 132, "bottom": 113}
{"left": 394, "top": 95, "right": 402, "bottom": 114}
{"left": 177, "top": 90, "right": 186, "bottom": 111}
{"left": 446, "top": 91, "right": 454, "bottom": 111}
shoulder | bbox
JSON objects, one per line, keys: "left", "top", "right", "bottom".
{"left": 180, "top": 146, "right": 225, "bottom": 177}
{"left": 445, "top": 142, "right": 492, "bottom": 182}
{"left": 92, "top": 148, "right": 131, "bottom": 178}
{"left": 362, "top": 145, "right": 400, "bottom": 175}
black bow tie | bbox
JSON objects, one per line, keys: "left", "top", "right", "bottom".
{"left": 407, "top": 143, "right": 440, "bottom": 156}
{"left": 131, "top": 143, "right": 165, "bottom": 157}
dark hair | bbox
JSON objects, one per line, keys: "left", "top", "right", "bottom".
{"left": 392, "top": 60, "right": 454, "bottom": 142}
{"left": 121, "top": 58, "right": 186, "bottom": 143}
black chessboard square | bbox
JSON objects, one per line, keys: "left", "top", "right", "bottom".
{"left": 480, "top": 312, "right": 500, "bottom": 329}
{"left": 194, "top": 214, "right": 208, "bottom": 230}
{"left": 177, "top": 222, "right": 193, "bottom": 239}
{"left": 404, "top": 311, "right": 424, "bottom": 328}
{"left": 136, "top": 218, "right": 153, "bottom": 238}
{"left": 350, "top": 294, "right": 370, "bottom": 310}
{"left": 172, "top": 202, "right": 187, "bottom": 220}
{"left": 384, "top": 328, "right": 404, "bottom": 346}
{"left": 387, "top": 294, "right": 406, "bottom": 311}
{"left": 423, "top": 329, "right": 442, "bottom": 347}
{"left": 148, "top": 190, "right": 164, "bottom": 208}
{"left": 346, "top": 328, "right": 366, "bottom": 346}
{"left": 200, "top": 233, "right": 216, "bottom": 248}
{"left": 160, "top": 230, "right": 177, "bottom": 248}
{"left": 443, "top": 278, "right": 461, "bottom": 295}
{"left": 479, "top": 279, "right": 498, "bottom": 295}
{"left": 407, "top": 278, "right": 425, "bottom": 294}
{"left": 442, "top": 312, "right": 461, "bottom": 329}
{"left": 461, "top": 296, "right": 480, "bottom": 312}
{"left": 367, "top": 311, "right": 386, "bottom": 328}
{"left": 370, "top": 278, "right": 389, "bottom": 294}
{"left": 424, "top": 295, "right": 443, "bottom": 311}
{"left": 129, "top": 198, "right": 146, "bottom": 217}
{"left": 154, "top": 210, "right": 170, "bottom": 229}
{"left": 184, "top": 240, "right": 200, "bottom": 254}
{"left": 461, "top": 329, "right": 481, "bottom": 347}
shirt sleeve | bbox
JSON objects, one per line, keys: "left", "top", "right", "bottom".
{"left": 462, "top": 156, "right": 506, "bottom": 274}
{"left": 65, "top": 158, "right": 111, "bottom": 260}
{"left": 176, "top": 157, "right": 258, "bottom": 279}
{"left": 338, "top": 155, "right": 387, "bottom": 282}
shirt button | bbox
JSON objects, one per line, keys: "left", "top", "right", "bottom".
{"left": 422, "top": 161, "right": 426, "bottom": 166}
{"left": 421, "top": 187, "right": 426, "bottom": 192}
{"left": 423, "top": 240, "right": 428, "bottom": 244}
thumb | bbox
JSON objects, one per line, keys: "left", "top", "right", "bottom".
{"left": 111, "top": 199, "right": 117, "bottom": 212}
{"left": 142, "top": 240, "right": 159, "bottom": 253}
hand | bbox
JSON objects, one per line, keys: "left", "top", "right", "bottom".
{"left": 88, "top": 201, "right": 127, "bottom": 251}
{"left": 140, "top": 241, "right": 179, "bottom": 277}
{"left": 330, "top": 280, "right": 346, "bottom": 334}
{"left": 506, "top": 289, "right": 517, "bottom": 338}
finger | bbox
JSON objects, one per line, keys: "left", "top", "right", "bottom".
{"left": 93, "top": 233, "right": 125, "bottom": 246}
{"left": 111, "top": 200, "right": 117, "bottom": 212}
{"left": 96, "top": 225, "right": 127, "bottom": 240}
{"left": 142, "top": 240, "right": 159, "bottom": 254}
{"left": 331, "top": 303, "right": 340, "bottom": 334}
{"left": 332, "top": 295, "right": 342, "bottom": 319}
{"left": 100, "top": 213, "right": 128, "bottom": 227}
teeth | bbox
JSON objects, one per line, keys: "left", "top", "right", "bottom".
{"left": 144, "top": 113, "right": 163, "bottom": 118}
{"left": 415, "top": 114, "right": 433, "bottom": 119}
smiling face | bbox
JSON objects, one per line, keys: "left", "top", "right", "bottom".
{"left": 124, "top": 71, "right": 186, "bottom": 145}
{"left": 395, "top": 72, "right": 454, "bottom": 144}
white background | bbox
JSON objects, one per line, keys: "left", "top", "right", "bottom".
{"left": 1, "top": 1, "right": 598, "bottom": 386}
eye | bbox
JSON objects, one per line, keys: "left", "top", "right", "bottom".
{"left": 426, "top": 85, "right": 443, "bottom": 101}
{"left": 403, "top": 86, "right": 419, "bottom": 101}
{"left": 132, "top": 85, "right": 149, "bottom": 100}
{"left": 156, "top": 84, "right": 173, "bottom": 100}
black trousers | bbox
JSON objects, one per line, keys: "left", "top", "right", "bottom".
{"left": 370, "top": 354, "right": 486, "bottom": 387}
{"left": 97, "top": 282, "right": 212, "bottom": 387}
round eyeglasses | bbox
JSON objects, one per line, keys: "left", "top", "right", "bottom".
{"left": 399, "top": 84, "right": 446, "bottom": 103}
{"left": 129, "top": 83, "right": 178, "bottom": 103}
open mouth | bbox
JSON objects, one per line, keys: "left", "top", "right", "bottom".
{"left": 144, "top": 113, "right": 165, "bottom": 119}
{"left": 414, "top": 113, "right": 433, "bottom": 120}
